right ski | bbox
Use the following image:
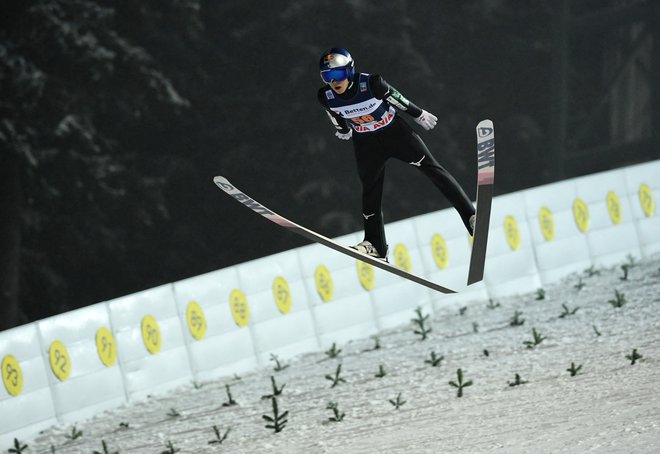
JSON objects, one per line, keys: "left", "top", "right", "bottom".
{"left": 467, "top": 120, "right": 495, "bottom": 285}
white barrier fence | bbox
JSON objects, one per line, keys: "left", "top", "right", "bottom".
{"left": 1, "top": 160, "right": 659, "bottom": 447}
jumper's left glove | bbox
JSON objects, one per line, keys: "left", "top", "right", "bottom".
{"left": 335, "top": 130, "right": 352, "bottom": 140}
{"left": 414, "top": 110, "right": 438, "bottom": 131}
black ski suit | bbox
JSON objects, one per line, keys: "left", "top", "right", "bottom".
{"left": 318, "top": 73, "right": 475, "bottom": 257}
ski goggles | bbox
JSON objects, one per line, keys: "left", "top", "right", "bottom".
{"left": 320, "top": 67, "right": 350, "bottom": 84}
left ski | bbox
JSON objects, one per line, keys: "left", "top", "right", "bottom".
{"left": 213, "top": 176, "right": 456, "bottom": 294}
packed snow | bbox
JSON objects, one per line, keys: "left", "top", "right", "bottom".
{"left": 21, "top": 254, "right": 660, "bottom": 453}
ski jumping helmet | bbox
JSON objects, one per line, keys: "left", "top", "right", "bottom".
{"left": 319, "top": 48, "right": 355, "bottom": 84}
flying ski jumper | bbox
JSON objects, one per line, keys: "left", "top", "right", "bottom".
{"left": 317, "top": 47, "right": 476, "bottom": 260}
{"left": 212, "top": 48, "right": 494, "bottom": 292}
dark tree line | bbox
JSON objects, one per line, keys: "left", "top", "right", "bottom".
{"left": 1, "top": 0, "right": 196, "bottom": 327}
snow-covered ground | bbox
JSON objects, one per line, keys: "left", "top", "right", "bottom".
{"left": 23, "top": 254, "right": 660, "bottom": 454}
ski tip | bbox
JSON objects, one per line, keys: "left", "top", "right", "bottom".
{"left": 476, "top": 120, "right": 494, "bottom": 140}
{"left": 213, "top": 176, "right": 235, "bottom": 192}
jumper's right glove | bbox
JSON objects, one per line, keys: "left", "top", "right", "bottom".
{"left": 335, "top": 129, "right": 352, "bottom": 140}
{"left": 414, "top": 110, "right": 438, "bottom": 131}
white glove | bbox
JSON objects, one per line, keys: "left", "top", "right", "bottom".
{"left": 414, "top": 110, "right": 438, "bottom": 131}
{"left": 335, "top": 129, "right": 352, "bottom": 140}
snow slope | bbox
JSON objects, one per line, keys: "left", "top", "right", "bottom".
{"left": 22, "top": 255, "right": 660, "bottom": 454}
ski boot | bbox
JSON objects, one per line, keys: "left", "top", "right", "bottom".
{"left": 351, "top": 240, "right": 389, "bottom": 263}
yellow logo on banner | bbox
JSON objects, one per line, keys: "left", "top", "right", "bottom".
{"left": 394, "top": 243, "right": 412, "bottom": 272}
{"left": 96, "top": 327, "right": 117, "bottom": 367}
{"left": 573, "top": 198, "right": 590, "bottom": 233}
{"left": 229, "top": 290, "right": 250, "bottom": 327}
{"left": 272, "top": 277, "right": 292, "bottom": 314}
{"left": 538, "top": 207, "right": 555, "bottom": 241}
{"left": 431, "top": 234, "right": 449, "bottom": 269}
{"left": 504, "top": 215, "right": 521, "bottom": 250}
{"left": 639, "top": 183, "right": 655, "bottom": 218}
{"left": 315, "top": 265, "right": 334, "bottom": 302}
{"left": 356, "top": 260, "right": 375, "bottom": 291}
{"left": 2, "top": 355, "right": 23, "bottom": 397}
{"left": 49, "top": 340, "right": 72, "bottom": 381}
{"left": 141, "top": 315, "right": 162, "bottom": 355}
{"left": 186, "top": 301, "right": 207, "bottom": 340}
{"left": 607, "top": 191, "right": 622, "bottom": 224}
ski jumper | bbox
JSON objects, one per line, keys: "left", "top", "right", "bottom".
{"left": 318, "top": 73, "right": 475, "bottom": 257}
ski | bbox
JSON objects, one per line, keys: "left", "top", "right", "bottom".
{"left": 467, "top": 119, "right": 495, "bottom": 285}
{"left": 214, "top": 176, "right": 456, "bottom": 294}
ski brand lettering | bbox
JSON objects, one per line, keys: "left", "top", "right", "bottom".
{"left": 477, "top": 139, "right": 495, "bottom": 169}
{"left": 231, "top": 193, "right": 274, "bottom": 215}
{"left": 478, "top": 127, "right": 493, "bottom": 138}
{"left": 216, "top": 181, "right": 235, "bottom": 192}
